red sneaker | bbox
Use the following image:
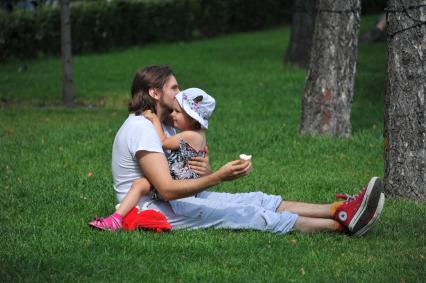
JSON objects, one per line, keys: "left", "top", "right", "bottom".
{"left": 335, "top": 177, "right": 385, "bottom": 236}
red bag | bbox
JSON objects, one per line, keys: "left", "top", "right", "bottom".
{"left": 122, "top": 208, "right": 172, "bottom": 233}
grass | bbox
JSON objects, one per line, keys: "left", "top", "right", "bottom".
{"left": 1, "top": 16, "right": 425, "bottom": 282}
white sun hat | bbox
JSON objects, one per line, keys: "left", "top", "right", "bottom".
{"left": 175, "top": 88, "right": 216, "bottom": 129}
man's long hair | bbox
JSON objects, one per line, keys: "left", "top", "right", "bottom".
{"left": 129, "top": 65, "right": 175, "bottom": 115}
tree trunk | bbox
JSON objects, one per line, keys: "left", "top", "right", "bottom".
{"left": 299, "top": 0, "right": 361, "bottom": 137}
{"left": 384, "top": 0, "right": 426, "bottom": 200}
{"left": 284, "top": 0, "right": 317, "bottom": 69}
{"left": 61, "top": 0, "right": 74, "bottom": 107}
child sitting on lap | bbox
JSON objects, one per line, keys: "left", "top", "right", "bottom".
{"left": 89, "top": 88, "right": 215, "bottom": 231}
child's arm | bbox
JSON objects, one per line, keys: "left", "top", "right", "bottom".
{"left": 162, "top": 131, "right": 203, "bottom": 151}
{"left": 161, "top": 134, "right": 182, "bottom": 150}
{"left": 143, "top": 110, "right": 167, "bottom": 143}
{"left": 115, "top": 177, "right": 152, "bottom": 217}
{"left": 143, "top": 111, "right": 203, "bottom": 151}
{"left": 144, "top": 110, "right": 186, "bottom": 150}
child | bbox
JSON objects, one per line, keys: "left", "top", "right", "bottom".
{"left": 89, "top": 88, "right": 216, "bottom": 231}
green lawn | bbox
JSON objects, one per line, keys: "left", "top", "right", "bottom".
{"left": 1, "top": 17, "right": 425, "bottom": 282}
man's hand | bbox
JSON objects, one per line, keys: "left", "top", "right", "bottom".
{"left": 216, "top": 160, "right": 252, "bottom": 181}
{"left": 189, "top": 155, "right": 212, "bottom": 176}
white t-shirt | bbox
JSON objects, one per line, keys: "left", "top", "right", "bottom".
{"left": 111, "top": 114, "right": 175, "bottom": 197}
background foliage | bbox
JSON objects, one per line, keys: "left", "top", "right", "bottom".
{"left": 0, "top": 0, "right": 388, "bottom": 60}
{"left": 0, "top": 0, "right": 292, "bottom": 59}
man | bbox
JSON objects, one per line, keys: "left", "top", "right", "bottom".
{"left": 92, "top": 65, "right": 384, "bottom": 235}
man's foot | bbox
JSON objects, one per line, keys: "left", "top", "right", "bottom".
{"left": 88, "top": 213, "right": 123, "bottom": 231}
{"left": 334, "top": 177, "right": 385, "bottom": 236}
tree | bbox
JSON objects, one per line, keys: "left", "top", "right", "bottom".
{"left": 299, "top": 0, "right": 361, "bottom": 137}
{"left": 384, "top": 0, "right": 426, "bottom": 200}
{"left": 284, "top": 0, "right": 317, "bottom": 69}
{"left": 61, "top": 0, "right": 74, "bottom": 107}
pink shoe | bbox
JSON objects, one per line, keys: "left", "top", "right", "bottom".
{"left": 88, "top": 213, "right": 123, "bottom": 231}
{"left": 335, "top": 177, "right": 385, "bottom": 236}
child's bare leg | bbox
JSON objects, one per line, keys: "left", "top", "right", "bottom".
{"left": 116, "top": 177, "right": 152, "bottom": 217}
{"left": 293, "top": 216, "right": 343, "bottom": 233}
{"left": 88, "top": 177, "right": 151, "bottom": 231}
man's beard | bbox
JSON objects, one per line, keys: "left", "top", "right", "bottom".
{"left": 159, "top": 103, "right": 173, "bottom": 126}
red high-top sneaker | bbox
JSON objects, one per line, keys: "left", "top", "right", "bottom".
{"left": 334, "top": 177, "right": 385, "bottom": 236}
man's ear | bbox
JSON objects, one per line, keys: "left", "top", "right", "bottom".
{"left": 148, "top": 88, "right": 160, "bottom": 100}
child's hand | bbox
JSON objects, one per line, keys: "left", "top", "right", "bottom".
{"left": 143, "top": 110, "right": 158, "bottom": 122}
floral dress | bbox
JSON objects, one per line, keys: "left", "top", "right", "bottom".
{"left": 168, "top": 139, "right": 208, "bottom": 180}
{"left": 151, "top": 139, "right": 207, "bottom": 200}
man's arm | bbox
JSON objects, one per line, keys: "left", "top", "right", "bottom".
{"left": 136, "top": 151, "right": 251, "bottom": 201}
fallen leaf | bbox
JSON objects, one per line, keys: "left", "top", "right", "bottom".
{"left": 86, "top": 171, "right": 93, "bottom": 177}
{"left": 290, "top": 239, "right": 297, "bottom": 246}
